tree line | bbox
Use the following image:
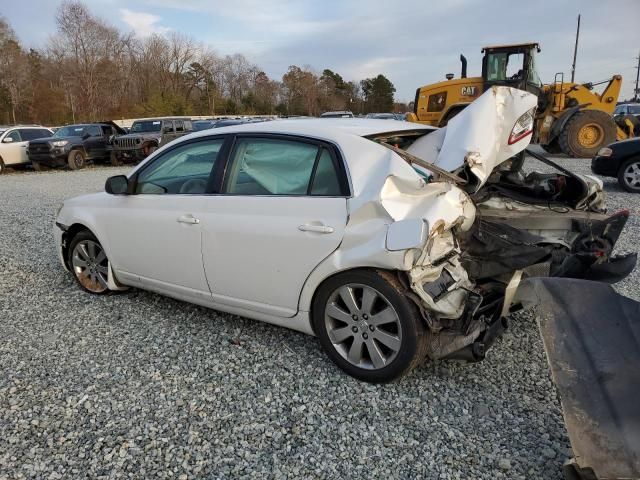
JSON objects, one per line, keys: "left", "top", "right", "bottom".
{"left": 0, "top": 1, "right": 404, "bottom": 126}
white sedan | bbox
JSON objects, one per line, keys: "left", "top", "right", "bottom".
{"left": 54, "top": 87, "right": 634, "bottom": 382}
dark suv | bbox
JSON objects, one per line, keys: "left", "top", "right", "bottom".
{"left": 110, "top": 118, "right": 193, "bottom": 164}
{"left": 27, "top": 122, "right": 125, "bottom": 171}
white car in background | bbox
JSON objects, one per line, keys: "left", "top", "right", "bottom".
{"left": 53, "top": 87, "right": 634, "bottom": 382}
{"left": 0, "top": 125, "right": 53, "bottom": 174}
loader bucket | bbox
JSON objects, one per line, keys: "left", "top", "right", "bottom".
{"left": 515, "top": 278, "right": 640, "bottom": 480}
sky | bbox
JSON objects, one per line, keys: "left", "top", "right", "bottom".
{"left": 2, "top": 0, "right": 640, "bottom": 101}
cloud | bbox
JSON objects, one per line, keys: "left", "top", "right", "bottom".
{"left": 119, "top": 8, "right": 169, "bottom": 37}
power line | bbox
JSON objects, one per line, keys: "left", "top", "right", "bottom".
{"left": 634, "top": 50, "right": 639, "bottom": 102}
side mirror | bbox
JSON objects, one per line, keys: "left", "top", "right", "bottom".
{"left": 82, "top": 133, "right": 91, "bottom": 140}
{"left": 2, "top": 137, "right": 14, "bottom": 143}
{"left": 105, "top": 175, "right": 129, "bottom": 195}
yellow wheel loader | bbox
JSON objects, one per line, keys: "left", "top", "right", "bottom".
{"left": 407, "top": 43, "right": 635, "bottom": 157}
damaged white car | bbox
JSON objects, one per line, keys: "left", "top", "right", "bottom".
{"left": 54, "top": 87, "right": 635, "bottom": 382}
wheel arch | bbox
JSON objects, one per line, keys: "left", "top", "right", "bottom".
{"left": 61, "top": 222, "right": 98, "bottom": 268}
{"left": 306, "top": 266, "right": 379, "bottom": 334}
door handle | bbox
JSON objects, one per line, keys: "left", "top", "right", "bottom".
{"left": 177, "top": 215, "right": 200, "bottom": 224}
{"left": 298, "top": 224, "right": 334, "bottom": 234}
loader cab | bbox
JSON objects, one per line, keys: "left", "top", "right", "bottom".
{"left": 481, "top": 43, "right": 542, "bottom": 95}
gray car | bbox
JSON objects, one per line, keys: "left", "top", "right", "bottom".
{"left": 110, "top": 118, "right": 193, "bottom": 165}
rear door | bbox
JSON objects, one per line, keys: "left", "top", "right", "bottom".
{"left": 200, "top": 134, "right": 349, "bottom": 317}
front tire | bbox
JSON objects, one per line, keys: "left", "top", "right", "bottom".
{"left": 68, "top": 231, "right": 110, "bottom": 294}
{"left": 110, "top": 151, "right": 122, "bottom": 166}
{"left": 618, "top": 158, "right": 640, "bottom": 193}
{"left": 558, "top": 110, "right": 616, "bottom": 158}
{"left": 0, "top": 157, "right": 5, "bottom": 175}
{"left": 32, "top": 161, "right": 49, "bottom": 172}
{"left": 312, "top": 269, "right": 427, "bottom": 383}
{"left": 68, "top": 150, "right": 86, "bottom": 170}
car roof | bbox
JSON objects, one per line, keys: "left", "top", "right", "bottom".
{"left": 139, "top": 118, "right": 436, "bottom": 201}
{"left": 186, "top": 118, "right": 434, "bottom": 140}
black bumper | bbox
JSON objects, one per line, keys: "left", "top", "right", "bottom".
{"left": 590, "top": 155, "right": 619, "bottom": 177}
{"left": 28, "top": 150, "right": 69, "bottom": 167}
{"left": 112, "top": 148, "right": 146, "bottom": 161}
{"left": 516, "top": 278, "right": 640, "bottom": 480}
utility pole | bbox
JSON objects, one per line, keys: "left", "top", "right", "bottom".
{"left": 571, "top": 14, "right": 581, "bottom": 83}
{"left": 634, "top": 50, "right": 640, "bottom": 102}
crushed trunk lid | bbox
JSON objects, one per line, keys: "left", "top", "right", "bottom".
{"left": 407, "top": 86, "right": 538, "bottom": 188}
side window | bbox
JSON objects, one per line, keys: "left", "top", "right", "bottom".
{"left": 224, "top": 137, "right": 341, "bottom": 196}
{"left": 175, "top": 120, "right": 184, "bottom": 132}
{"left": 87, "top": 125, "right": 102, "bottom": 137}
{"left": 5, "top": 130, "right": 22, "bottom": 142}
{"left": 310, "top": 149, "right": 341, "bottom": 195}
{"left": 427, "top": 92, "right": 447, "bottom": 112}
{"left": 135, "top": 138, "right": 225, "bottom": 195}
{"left": 101, "top": 125, "right": 114, "bottom": 136}
{"left": 162, "top": 121, "right": 174, "bottom": 134}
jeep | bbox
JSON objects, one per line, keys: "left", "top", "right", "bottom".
{"left": 110, "top": 118, "right": 193, "bottom": 165}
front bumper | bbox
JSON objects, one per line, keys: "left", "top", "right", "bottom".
{"left": 28, "top": 149, "right": 69, "bottom": 167}
{"left": 112, "top": 148, "right": 146, "bottom": 162}
{"left": 590, "top": 155, "right": 618, "bottom": 177}
{"left": 53, "top": 222, "right": 69, "bottom": 272}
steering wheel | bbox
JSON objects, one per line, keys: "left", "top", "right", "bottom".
{"left": 179, "top": 178, "right": 208, "bottom": 194}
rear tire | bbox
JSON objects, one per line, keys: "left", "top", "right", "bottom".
{"left": 67, "top": 150, "right": 86, "bottom": 170}
{"left": 558, "top": 110, "right": 616, "bottom": 158}
{"left": 617, "top": 158, "right": 640, "bottom": 193}
{"left": 312, "top": 269, "right": 428, "bottom": 383}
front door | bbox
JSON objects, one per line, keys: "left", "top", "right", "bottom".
{"left": 103, "top": 137, "right": 227, "bottom": 299}
{"left": 2, "top": 130, "right": 28, "bottom": 166}
{"left": 201, "top": 135, "right": 349, "bottom": 317}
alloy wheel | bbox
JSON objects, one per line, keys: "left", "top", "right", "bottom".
{"left": 324, "top": 283, "right": 402, "bottom": 370}
{"left": 71, "top": 239, "right": 109, "bottom": 293}
{"left": 623, "top": 161, "right": 640, "bottom": 190}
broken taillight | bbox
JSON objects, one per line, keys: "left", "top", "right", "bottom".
{"left": 508, "top": 108, "right": 535, "bottom": 145}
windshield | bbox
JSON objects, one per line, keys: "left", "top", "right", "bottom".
{"left": 53, "top": 125, "right": 87, "bottom": 137}
{"left": 629, "top": 105, "right": 640, "bottom": 115}
{"left": 131, "top": 120, "right": 162, "bottom": 133}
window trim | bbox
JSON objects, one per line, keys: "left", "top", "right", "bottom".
{"left": 129, "top": 134, "right": 232, "bottom": 195}
{"left": 220, "top": 133, "right": 351, "bottom": 198}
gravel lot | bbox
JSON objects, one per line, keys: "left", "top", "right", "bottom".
{"left": 0, "top": 155, "right": 638, "bottom": 479}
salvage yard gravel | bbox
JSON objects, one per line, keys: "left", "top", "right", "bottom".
{"left": 1, "top": 156, "right": 638, "bottom": 479}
